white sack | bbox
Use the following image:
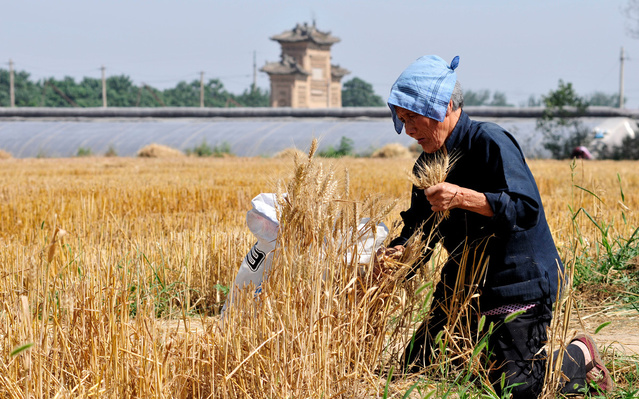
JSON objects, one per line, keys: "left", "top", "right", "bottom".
{"left": 347, "top": 217, "right": 388, "bottom": 265}
{"left": 221, "top": 194, "right": 389, "bottom": 316}
{"left": 221, "top": 193, "right": 279, "bottom": 315}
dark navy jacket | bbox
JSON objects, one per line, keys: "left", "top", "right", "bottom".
{"left": 390, "top": 111, "right": 563, "bottom": 311}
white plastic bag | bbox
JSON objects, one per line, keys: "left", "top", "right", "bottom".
{"left": 347, "top": 217, "right": 388, "bottom": 265}
{"left": 221, "top": 194, "right": 389, "bottom": 316}
{"left": 220, "top": 193, "right": 279, "bottom": 315}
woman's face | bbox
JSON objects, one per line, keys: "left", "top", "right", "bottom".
{"left": 394, "top": 105, "right": 453, "bottom": 153}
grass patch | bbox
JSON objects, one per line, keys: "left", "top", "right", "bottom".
{"left": 186, "top": 140, "right": 233, "bottom": 157}
{"left": 76, "top": 146, "right": 92, "bottom": 157}
{"left": 104, "top": 145, "right": 118, "bottom": 157}
{"left": 318, "top": 136, "right": 354, "bottom": 157}
{"left": 570, "top": 167, "right": 639, "bottom": 306}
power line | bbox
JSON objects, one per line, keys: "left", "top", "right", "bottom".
{"left": 5, "top": 60, "right": 256, "bottom": 86}
{"left": 8, "top": 63, "right": 101, "bottom": 75}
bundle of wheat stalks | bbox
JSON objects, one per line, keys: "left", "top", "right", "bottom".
{"left": 218, "top": 139, "right": 438, "bottom": 397}
{"left": 407, "top": 148, "right": 458, "bottom": 220}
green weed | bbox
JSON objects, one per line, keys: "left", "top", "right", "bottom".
{"left": 104, "top": 144, "right": 118, "bottom": 157}
{"left": 318, "top": 136, "right": 354, "bottom": 157}
{"left": 186, "top": 140, "right": 232, "bottom": 157}
{"left": 76, "top": 146, "right": 92, "bottom": 157}
{"left": 570, "top": 168, "right": 639, "bottom": 303}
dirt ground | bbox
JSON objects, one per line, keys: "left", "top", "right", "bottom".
{"left": 169, "top": 306, "right": 639, "bottom": 356}
{"left": 569, "top": 304, "right": 639, "bottom": 357}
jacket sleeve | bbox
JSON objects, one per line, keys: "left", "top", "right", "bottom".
{"left": 389, "top": 184, "right": 437, "bottom": 256}
{"left": 480, "top": 131, "right": 541, "bottom": 233}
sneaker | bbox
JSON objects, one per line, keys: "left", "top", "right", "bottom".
{"left": 572, "top": 334, "right": 614, "bottom": 393}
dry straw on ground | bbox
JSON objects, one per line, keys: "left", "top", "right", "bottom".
{"left": 137, "top": 143, "right": 184, "bottom": 158}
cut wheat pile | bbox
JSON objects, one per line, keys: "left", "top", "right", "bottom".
{"left": 137, "top": 143, "right": 184, "bottom": 158}
{"left": 0, "top": 149, "right": 12, "bottom": 159}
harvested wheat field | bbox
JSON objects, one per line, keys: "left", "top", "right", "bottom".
{"left": 1, "top": 151, "right": 638, "bottom": 398}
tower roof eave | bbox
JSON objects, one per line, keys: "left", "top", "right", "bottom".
{"left": 270, "top": 22, "right": 340, "bottom": 45}
{"left": 261, "top": 62, "right": 309, "bottom": 76}
{"left": 331, "top": 65, "right": 350, "bottom": 78}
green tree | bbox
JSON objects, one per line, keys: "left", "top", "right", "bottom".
{"left": 0, "top": 69, "right": 40, "bottom": 106}
{"left": 489, "top": 91, "right": 510, "bottom": 106}
{"left": 75, "top": 77, "right": 102, "bottom": 107}
{"left": 38, "top": 76, "right": 81, "bottom": 107}
{"left": 610, "top": 133, "right": 639, "bottom": 159}
{"left": 341, "top": 77, "right": 384, "bottom": 107}
{"left": 464, "top": 89, "right": 490, "bottom": 106}
{"left": 235, "top": 86, "right": 269, "bottom": 107}
{"left": 464, "top": 89, "right": 511, "bottom": 106}
{"left": 585, "top": 92, "right": 623, "bottom": 107}
{"left": 107, "top": 75, "right": 157, "bottom": 107}
{"left": 163, "top": 80, "right": 201, "bottom": 107}
{"left": 536, "top": 80, "right": 590, "bottom": 159}
{"left": 162, "top": 79, "right": 264, "bottom": 107}
{"left": 206, "top": 79, "right": 235, "bottom": 107}
{"left": 0, "top": 67, "right": 265, "bottom": 108}
{"left": 525, "top": 95, "right": 542, "bottom": 107}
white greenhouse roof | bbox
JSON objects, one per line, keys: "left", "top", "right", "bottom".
{"left": 0, "top": 116, "right": 607, "bottom": 159}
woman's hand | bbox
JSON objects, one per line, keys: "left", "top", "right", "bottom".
{"left": 424, "top": 183, "right": 494, "bottom": 217}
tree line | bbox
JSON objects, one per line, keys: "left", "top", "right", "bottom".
{"left": 0, "top": 69, "right": 270, "bottom": 108}
{"left": 339, "top": 77, "right": 624, "bottom": 108}
{"left": 0, "top": 69, "right": 386, "bottom": 108}
{"left": 0, "top": 68, "right": 624, "bottom": 109}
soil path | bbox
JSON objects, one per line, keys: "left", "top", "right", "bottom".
{"left": 165, "top": 306, "right": 639, "bottom": 357}
{"left": 569, "top": 305, "right": 639, "bottom": 356}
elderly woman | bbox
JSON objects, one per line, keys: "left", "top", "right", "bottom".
{"left": 380, "top": 55, "right": 613, "bottom": 397}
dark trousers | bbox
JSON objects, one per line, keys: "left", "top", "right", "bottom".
{"left": 404, "top": 289, "right": 587, "bottom": 398}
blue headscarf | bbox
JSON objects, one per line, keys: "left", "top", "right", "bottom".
{"left": 387, "top": 55, "right": 460, "bottom": 134}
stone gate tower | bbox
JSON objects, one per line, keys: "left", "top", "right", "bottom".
{"left": 261, "top": 22, "right": 349, "bottom": 108}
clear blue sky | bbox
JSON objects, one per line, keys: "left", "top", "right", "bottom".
{"left": 2, "top": 0, "right": 638, "bottom": 107}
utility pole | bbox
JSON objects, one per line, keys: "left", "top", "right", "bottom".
{"left": 619, "top": 47, "right": 625, "bottom": 109}
{"left": 9, "top": 59, "right": 15, "bottom": 107}
{"left": 252, "top": 51, "right": 257, "bottom": 93}
{"left": 101, "top": 65, "right": 107, "bottom": 108}
{"left": 200, "top": 71, "right": 205, "bottom": 108}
